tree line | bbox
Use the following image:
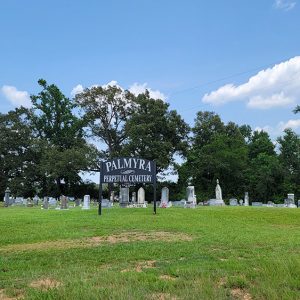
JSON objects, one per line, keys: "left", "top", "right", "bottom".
{"left": 0, "top": 79, "right": 299, "bottom": 202}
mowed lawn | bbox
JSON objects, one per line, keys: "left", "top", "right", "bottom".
{"left": 0, "top": 206, "right": 300, "bottom": 300}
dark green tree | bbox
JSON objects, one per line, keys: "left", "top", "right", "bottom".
{"left": 277, "top": 129, "right": 300, "bottom": 196}
{"left": 246, "top": 130, "right": 282, "bottom": 202}
{"left": 75, "top": 84, "right": 135, "bottom": 158}
{"left": 30, "top": 79, "right": 97, "bottom": 196}
{"left": 179, "top": 112, "right": 248, "bottom": 200}
{"left": 0, "top": 108, "right": 39, "bottom": 197}
{"left": 123, "top": 91, "right": 190, "bottom": 173}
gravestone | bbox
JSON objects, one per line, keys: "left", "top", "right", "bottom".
{"left": 33, "top": 195, "right": 39, "bottom": 206}
{"left": 137, "top": 187, "right": 147, "bottom": 208}
{"left": 4, "top": 187, "right": 11, "bottom": 207}
{"left": 239, "top": 199, "right": 244, "bottom": 206}
{"left": 42, "top": 197, "right": 49, "bottom": 209}
{"left": 267, "top": 201, "right": 274, "bottom": 207}
{"left": 82, "top": 195, "right": 90, "bottom": 210}
{"left": 15, "top": 197, "right": 24, "bottom": 206}
{"left": 131, "top": 192, "right": 136, "bottom": 203}
{"left": 298, "top": 200, "right": 300, "bottom": 207}
{"left": 229, "top": 198, "right": 238, "bottom": 206}
{"left": 119, "top": 187, "right": 130, "bottom": 208}
{"left": 244, "top": 192, "right": 249, "bottom": 206}
{"left": 252, "top": 202, "right": 263, "bottom": 207}
{"left": 208, "top": 179, "right": 225, "bottom": 206}
{"left": 60, "top": 195, "right": 68, "bottom": 210}
{"left": 102, "top": 199, "right": 113, "bottom": 208}
{"left": 160, "top": 187, "right": 172, "bottom": 208}
{"left": 286, "top": 193, "right": 296, "bottom": 208}
{"left": 75, "top": 198, "right": 81, "bottom": 206}
{"left": 110, "top": 191, "right": 115, "bottom": 203}
{"left": 172, "top": 200, "right": 186, "bottom": 207}
{"left": 27, "top": 198, "right": 33, "bottom": 207}
{"left": 22, "top": 198, "right": 27, "bottom": 206}
{"left": 185, "top": 186, "right": 196, "bottom": 208}
{"left": 48, "top": 197, "right": 57, "bottom": 207}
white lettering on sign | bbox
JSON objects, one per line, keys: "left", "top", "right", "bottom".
{"left": 104, "top": 158, "right": 152, "bottom": 173}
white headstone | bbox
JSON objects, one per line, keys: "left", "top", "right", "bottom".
{"left": 82, "top": 195, "right": 90, "bottom": 210}
{"left": 137, "top": 187, "right": 145, "bottom": 204}
{"left": 244, "top": 192, "right": 249, "bottom": 206}
{"left": 160, "top": 187, "right": 171, "bottom": 208}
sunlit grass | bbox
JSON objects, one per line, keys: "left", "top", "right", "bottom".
{"left": 0, "top": 206, "right": 299, "bottom": 299}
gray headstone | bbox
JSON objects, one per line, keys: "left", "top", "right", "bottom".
{"left": 60, "top": 195, "right": 68, "bottom": 209}
{"left": 42, "top": 197, "right": 49, "bottom": 209}
{"left": 120, "top": 187, "right": 130, "bottom": 207}
{"left": 229, "top": 198, "right": 238, "bottom": 206}
{"left": 33, "top": 195, "right": 39, "bottom": 206}
{"left": 4, "top": 187, "right": 11, "bottom": 207}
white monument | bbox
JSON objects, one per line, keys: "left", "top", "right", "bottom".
{"left": 208, "top": 179, "right": 225, "bottom": 206}
{"left": 185, "top": 186, "right": 196, "bottom": 208}
{"left": 82, "top": 195, "right": 90, "bottom": 210}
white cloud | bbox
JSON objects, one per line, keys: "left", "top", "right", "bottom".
{"left": 71, "top": 84, "right": 84, "bottom": 97}
{"left": 278, "top": 119, "right": 300, "bottom": 131}
{"left": 1, "top": 85, "right": 31, "bottom": 108}
{"left": 274, "top": 0, "right": 296, "bottom": 11}
{"left": 202, "top": 56, "right": 300, "bottom": 109}
{"left": 254, "top": 118, "right": 300, "bottom": 138}
{"left": 72, "top": 81, "right": 166, "bottom": 101}
{"left": 129, "top": 82, "right": 166, "bottom": 101}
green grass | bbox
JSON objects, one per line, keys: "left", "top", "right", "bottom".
{"left": 0, "top": 206, "right": 300, "bottom": 299}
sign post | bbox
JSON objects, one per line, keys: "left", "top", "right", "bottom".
{"left": 99, "top": 157, "right": 157, "bottom": 215}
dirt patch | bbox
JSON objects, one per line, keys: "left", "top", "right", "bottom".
{"left": 120, "top": 260, "right": 157, "bottom": 273}
{"left": 148, "top": 293, "right": 177, "bottom": 300}
{"left": 218, "top": 277, "right": 227, "bottom": 287}
{"left": 0, "top": 231, "right": 192, "bottom": 253}
{"left": 159, "top": 275, "right": 177, "bottom": 281}
{"left": 29, "top": 278, "right": 62, "bottom": 291}
{"left": 231, "top": 288, "right": 252, "bottom": 300}
{"left": 136, "top": 260, "right": 156, "bottom": 272}
{"left": 0, "top": 289, "right": 24, "bottom": 300}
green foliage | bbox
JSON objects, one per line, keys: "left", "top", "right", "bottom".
{"left": 31, "top": 79, "right": 85, "bottom": 149}
{"left": 75, "top": 84, "right": 135, "bottom": 158}
{"left": 30, "top": 79, "right": 98, "bottom": 196}
{"left": 277, "top": 129, "right": 300, "bottom": 196}
{"left": 179, "top": 112, "right": 248, "bottom": 199}
{"left": 123, "top": 91, "right": 190, "bottom": 172}
{"left": 0, "top": 108, "right": 40, "bottom": 197}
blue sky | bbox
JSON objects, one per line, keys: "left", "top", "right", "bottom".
{"left": 1, "top": 0, "right": 300, "bottom": 181}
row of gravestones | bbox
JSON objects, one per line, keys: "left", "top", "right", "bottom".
{"left": 3, "top": 183, "right": 298, "bottom": 209}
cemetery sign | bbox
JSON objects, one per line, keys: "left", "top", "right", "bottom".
{"left": 100, "top": 157, "right": 155, "bottom": 184}
{"left": 98, "top": 157, "right": 157, "bottom": 215}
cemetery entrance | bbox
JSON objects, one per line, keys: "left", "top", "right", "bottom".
{"left": 98, "top": 157, "right": 157, "bottom": 215}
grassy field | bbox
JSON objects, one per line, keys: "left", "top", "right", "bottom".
{"left": 0, "top": 206, "right": 300, "bottom": 300}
